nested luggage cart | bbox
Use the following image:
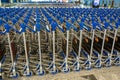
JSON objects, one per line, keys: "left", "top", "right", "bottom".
{"left": 0, "top": 7, "right": 120, "bottom": 79}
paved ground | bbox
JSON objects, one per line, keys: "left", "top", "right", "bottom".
{"left": 3, "top": 66, "right": 120, "bottom": 80}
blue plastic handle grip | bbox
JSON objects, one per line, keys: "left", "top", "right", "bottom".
{"left": 36, "top": 23, "right": 41, "bottom": 31}
{"left": 59, "top": 18, "right": 64, "bottom": 24}
{"left": 104, "top": 22, "right": 113, "bottom": 30}
{"left": 12, "top": 19, "right": 17, "bottom": 25}
{"left": 81, "top": 18, "right": 85, "bottom": 22}
{"left": 79, "top": 22, "right": 84, "bottom": 30}
{"left": 24, "top": 19, "right": 29, "bottom": 24}
{"left": 92, "top": 21, "right": 97, "bottom": 29}
{"left": 104, "top": 22, "right": 109, "bottom": 29}
{"left": 116, "top": 19, "right": 120, "bottom": 29}
{"left": 66, "top": 21, "right": 71, "bottom": 30}
{"left": 66, "top": 21, "right": 78, "bottom": 31}
{"left": 4, "top": 24, "right": 20, "bottom": 34}
{"left": 20, "top": 23, "right": 26, "bottom": 32}
{"left": 36, "top": 18, "right": 40, "bottom": 23}
{"left": 4, "top": 24, "right": 11, "bottom": 33}
{"left": 51, "top": 21, "right": 57, "bottom": 31}
{"left": 20, "top": 23, "right": 36, "bottom": 33}
{"left": 71, "top": 18, "right": 75, "bottom": 23}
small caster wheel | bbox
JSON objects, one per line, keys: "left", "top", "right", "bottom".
{"left": 95, "top": 64, "right": 101, "bottom": 69}
{"left": 37, "top": 70, "right": 45, "bottom": 76}
{"left": 97, "top": 66, "right": 101, "bottom": 69}
{"left": 24, "top": 71, "right": 33, "bottom": 77}
{"left": 86, "top": 67, "right": 91, "bottom": 70}
{"left": 12, "top": 72, "right": 19, "bottom": 78}
{"left": 74, "top": 66, "right": 80, "bottom": 72}
{"left": 50, "top": 69, "right": 58, "bottom": 75}
{"left": 63, "top": 68, "right": 70, "bottom": 73}
{"left": 9, "top": 72, "right": 19, "bottom": 79}
{"left": 97, "top": 64, "right": 102, "bottom": 69}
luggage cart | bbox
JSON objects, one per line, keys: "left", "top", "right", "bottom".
{"left": 35, "top": 8, "right": 45, "bottom": 75}
{"left": 41, "top": 8, "right": 59, "bottom": 74}
{"left": 2, "top": 23, "right": 20, "bottom": 78}
{"left": 0, "top": 7, "right": 120, "bottom": 79}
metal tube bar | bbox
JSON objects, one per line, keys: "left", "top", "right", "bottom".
{"left": 110, "top": 29, "right": 118, "bottom": 64}
{"left": 100, "top": 30, "right": 107, "bottom": 58}
{"left": 90, "top": 30, "right": 95, "bottom": 58}
{"left": 65, "top": 30, "right": 69, "bottom": 69}
{"left": 23, "top": 32, "right": 29, "bottom": 74}
{"left": 53, "top": 31, "right": 55, "bottom": 71}
{"left": 38, "top": 32, "right": 42, "bottom": 72}
{"left": 78, "top": 30, "right": 83, "bottom": 58}
{"left": 7, "top": 33, "right": 16, "bottom": 76}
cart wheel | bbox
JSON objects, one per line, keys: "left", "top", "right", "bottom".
{"left": 74, "top": 66, "right": 80, "bottom": 72}
{"left": 106, "top": 62, "right": 111, "bottom": 67}
{"left": 87, "top": 67, "right": 92, "bottom": 70}
{"left": 51, "top": 69, "right": 58, "bottom": 75}
{"left": 11, "top": 72, "right": 19, "bottom": 78}
{"left": 86, "top": 66, "right": 91, "bottom": 70}
{"left": 37, "top": 70, "right": 45, "bottom": 76}
{"left": 63, "top": 67, "right": 70, "bottom": 73}
{"left": 97, "top": 66, "right": 101, "bottom": 69}
{"left": 24, "top": 71, "right": 33, "bottom": 77}
{"left": 95, "top": 63, "right": 101, "bottom": 69}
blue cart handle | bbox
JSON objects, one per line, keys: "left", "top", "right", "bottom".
{"left": 19, "top": 23, "right": 36, "bottom": 33}
{"left": 66, "top": 21, "right": 78, "bottom": 31}
{"left": 116, "top": 20, "right": 120, "bottom": 29}
{"left": 3, "top": 24, "right": 20, "bottom": 34}
{"left": 66, "top": 21, "right": 71, "bottom": 30}
{"left": 36, "top": 23, "right": 41, "bottom": 32}
{"left": 104, "top": 22, "right": 113, "bottom": 30}
{"left": 51, "top": 21, "right": 57, "bottom": 31}
{"left": 79, "top": 22, "right": 84, "bottom": 30}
